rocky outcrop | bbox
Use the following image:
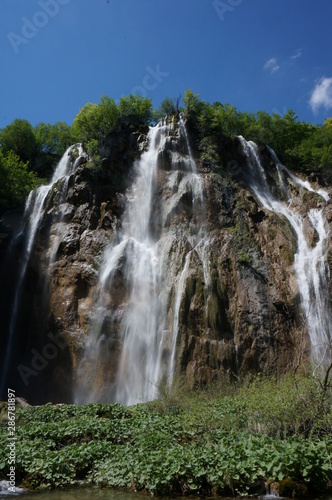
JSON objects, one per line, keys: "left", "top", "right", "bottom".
{"left": 0, "top": 118, "right": 330, "bottom": 404}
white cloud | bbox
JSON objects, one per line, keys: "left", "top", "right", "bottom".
{"left": 263, "top": 57, "right": 279, "bottom": 74}
{"left": 290, "top": 49, "right": 302, "bottom": 60}
{"left": 309, "top": 77, "right": 332, "bottom": 113}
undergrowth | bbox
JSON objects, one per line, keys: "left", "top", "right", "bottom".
{"left": 0, "top": 372, "right": 331, "bottom": 496}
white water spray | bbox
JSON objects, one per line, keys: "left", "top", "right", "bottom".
{"left": 239, "top": 137, "right": 331, "bottom": 366}
{"left": 167, "top": 118, "right": 211, "bottom": 383}
{"left": 79, "top": 118, "right": 212, "bottom": 404}
{"left": 84, "top": 123, "right": 168, "bottom": 405}
{"left": 1, "top": 144, "right": 84, "bottom": 394}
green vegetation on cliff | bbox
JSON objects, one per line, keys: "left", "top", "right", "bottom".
{"left": 0, "top": 91, "right": 331, "bottom": 211}
{"left": 0, "top": 150, "right": 42, "bottom": 208}
{"left": 179, "top": 90, "right": 332, "bottom": 176}
{"left": 0, "top": 373, "right": 331, "bottom": 496}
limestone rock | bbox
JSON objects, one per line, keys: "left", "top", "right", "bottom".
{"left": 0, "top": 119, "right": 330, "bottom": 403}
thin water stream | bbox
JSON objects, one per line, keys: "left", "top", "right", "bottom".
{"left": 0, "top": 145, "right": 84, "bottom": 396}
{"left": 239, "top": 137, "right": 332, "bottom": 366}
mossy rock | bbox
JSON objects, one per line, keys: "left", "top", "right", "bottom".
{"left": 279, "top": 478, "right": 308, "bottom": 497}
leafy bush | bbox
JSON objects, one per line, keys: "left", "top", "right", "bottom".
{"left": 1, "top": 373, "right": 331, "bottom": 495}
{"left": 118, "top": 95, "right": 153, "bottom": 125}
{"left": 72, "top": 95, "right": 119, "bottom": 142}
{"left": 2, "top": 92, "right": 332, "bottom": 212}
{"left": 182, "top": 90, "right": 332, "bottom": 176}
{"left": 153, "top": 97, "right": 181, "bottom": 121}
{"left": 34, "top": 121, "right": 75, "bottom": 157}
{"left": 72, "top": 94, "right": 153, "bottom": 144}
{"left": 0, "top": 119, "right": 39, "bottom": 163}
{"left": 0, "top": 150, "right": 42, "bottom": 209}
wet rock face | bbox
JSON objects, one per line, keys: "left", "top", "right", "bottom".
{"left": 0, "top": 120, "right": 330, "bottom": 403}
{"left": 171, "top": 172, "right": 301, "bottom": 384}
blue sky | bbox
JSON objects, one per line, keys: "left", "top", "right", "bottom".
{"left": 1, "top": 0, "right": 332, "bottom": 128}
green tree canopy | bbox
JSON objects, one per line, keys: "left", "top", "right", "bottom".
{"left": 0, "top": 150, "right": 41, "bottom": 210}
{"left": 153, "top": 97, "right": 180, "bottom": 121}
{"left": 0, "top": 119, "right": 39, "bottom": 163}
{"left": 34, "top": 121, "right": 75, "bottom": 156}
{"left": 2, "top": 92, "right": 332, "bottom": 211}
{"left": 72, "top": 96, "right": 119, "bottom": 142}
{"left": 72, "top": 94, "right": 153, "bottom": 142}
{"left": 118, "top": 95, "right": 153, "bottom": 125}
{"left": 183, "top": 90, "right": 206, "bottom": 118}
{"left": 181, "top": 90, "right": 331, "bottom": 173}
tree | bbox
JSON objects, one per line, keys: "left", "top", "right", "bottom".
{"left": 72, "top": 96, "right": 119, "bottom": 141}
{"left": 324, "top": 117, "right": 332, "bottom": 128}
{"left": 0, "top": 150, "right": 42, "bottom": 209}
{"left": 34, "top": 121, "right": 75, "bottom": 156}
{"left": 153, "top": 97, "right": 181, "bottom": 120}
{"left": 118, "top": 95, "right": 153, "bottom": 125}
{"left": 183, "top": 90, "right": 205, "bottom": 118}
{"left": 0, "top": 119, "right": 38, "bottom": 163}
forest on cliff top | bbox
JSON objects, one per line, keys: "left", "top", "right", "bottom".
{"left": 0, "top": 90, "right": 332, "bottom": 212}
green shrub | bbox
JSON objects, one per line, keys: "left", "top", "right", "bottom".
{"left": 0, "top": 150, "right": 43, "bottom": 209}
{"left": 0, "top": 119, "right": 39, "bottom": 163}
{"left": 2, "top": 373, "right": 330, "bottom": 494}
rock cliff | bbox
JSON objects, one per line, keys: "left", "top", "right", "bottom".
{"left": 0, "top": 117, "right": 330, "bottom": 404}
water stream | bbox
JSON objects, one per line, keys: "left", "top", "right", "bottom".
{"left": 239, "top": 137, "right": 332, "bottom": 366}
{"left": 0, "top": 145, "right": 84, "bottom": 395}
{"left": 77, "top": 118, "right": 211, "bottom": 404}
{"left": 2, "top": 125, "right": 331, "bottom": 404}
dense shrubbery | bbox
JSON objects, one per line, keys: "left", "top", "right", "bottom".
{"left": 0, "top": 150, "right": 42, "bottom": 209}
{"left": 153, "top": 96, "right": 180, "bottom": 121}
{"left": 179, "top": 89, "right": 332, "bottom": 176}
{"left": 72, "top": 95, "right": 153, "bottom": 142}
{"left": 0, "top": 94, "right": 153, "bottom": 211}
{"left": 33, "top": 121, "right": 75, "bottom": 157}
{"left": 0, "top": 119, "right": 39, "bottom": 164}
{"left": 1, "top": 91, "right": 331, "bottom": 211}
{"left": 0, "top": 373, "right": 331, "bottom": 495}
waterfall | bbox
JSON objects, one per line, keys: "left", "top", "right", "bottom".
{"left": 77, "top": 117, "right": 211, "bottom": 404}
{"left": 78, "top": 122, "right": 168, "bottom": 405}
{"left": 167, "top": 116, "right": 211, "bottom": 382}
{"left": 113, "top": 122, "right": 165, "bottom": 405}
{"left": 169, "top": 249, "right": 193, "bottom": 381}
{"left": 0, "top": 144, "right": 84, "bottom": 395}
{"left": 239, "top": 137, "right": 332, "bottom": 366}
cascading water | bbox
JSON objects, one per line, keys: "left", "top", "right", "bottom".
{"left": 77, "top": 117, "right": 212, "bottom": 404}
{"left": 77, "top": 122, "right": 168, "bottom": 405}
{"left": 111, "top": 123, "right": 166, "bottom": 405}
{"left": 239, "top": 137, "right": 331, "bottom": 366}
{"left": 167, "top": 116, "right": 211, "bottom": 382}
{"left": 5, "top": 120, "right": 328, "bottom": 405}
{"left": 0, "top": 144, "right": 84, "bottom": 395}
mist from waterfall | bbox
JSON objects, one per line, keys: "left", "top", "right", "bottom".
{"left": 239, "top": 137, "right": 332, "bottom": 367}
{"left": 76, "top": 122, "right": 168, "bottom": 405}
